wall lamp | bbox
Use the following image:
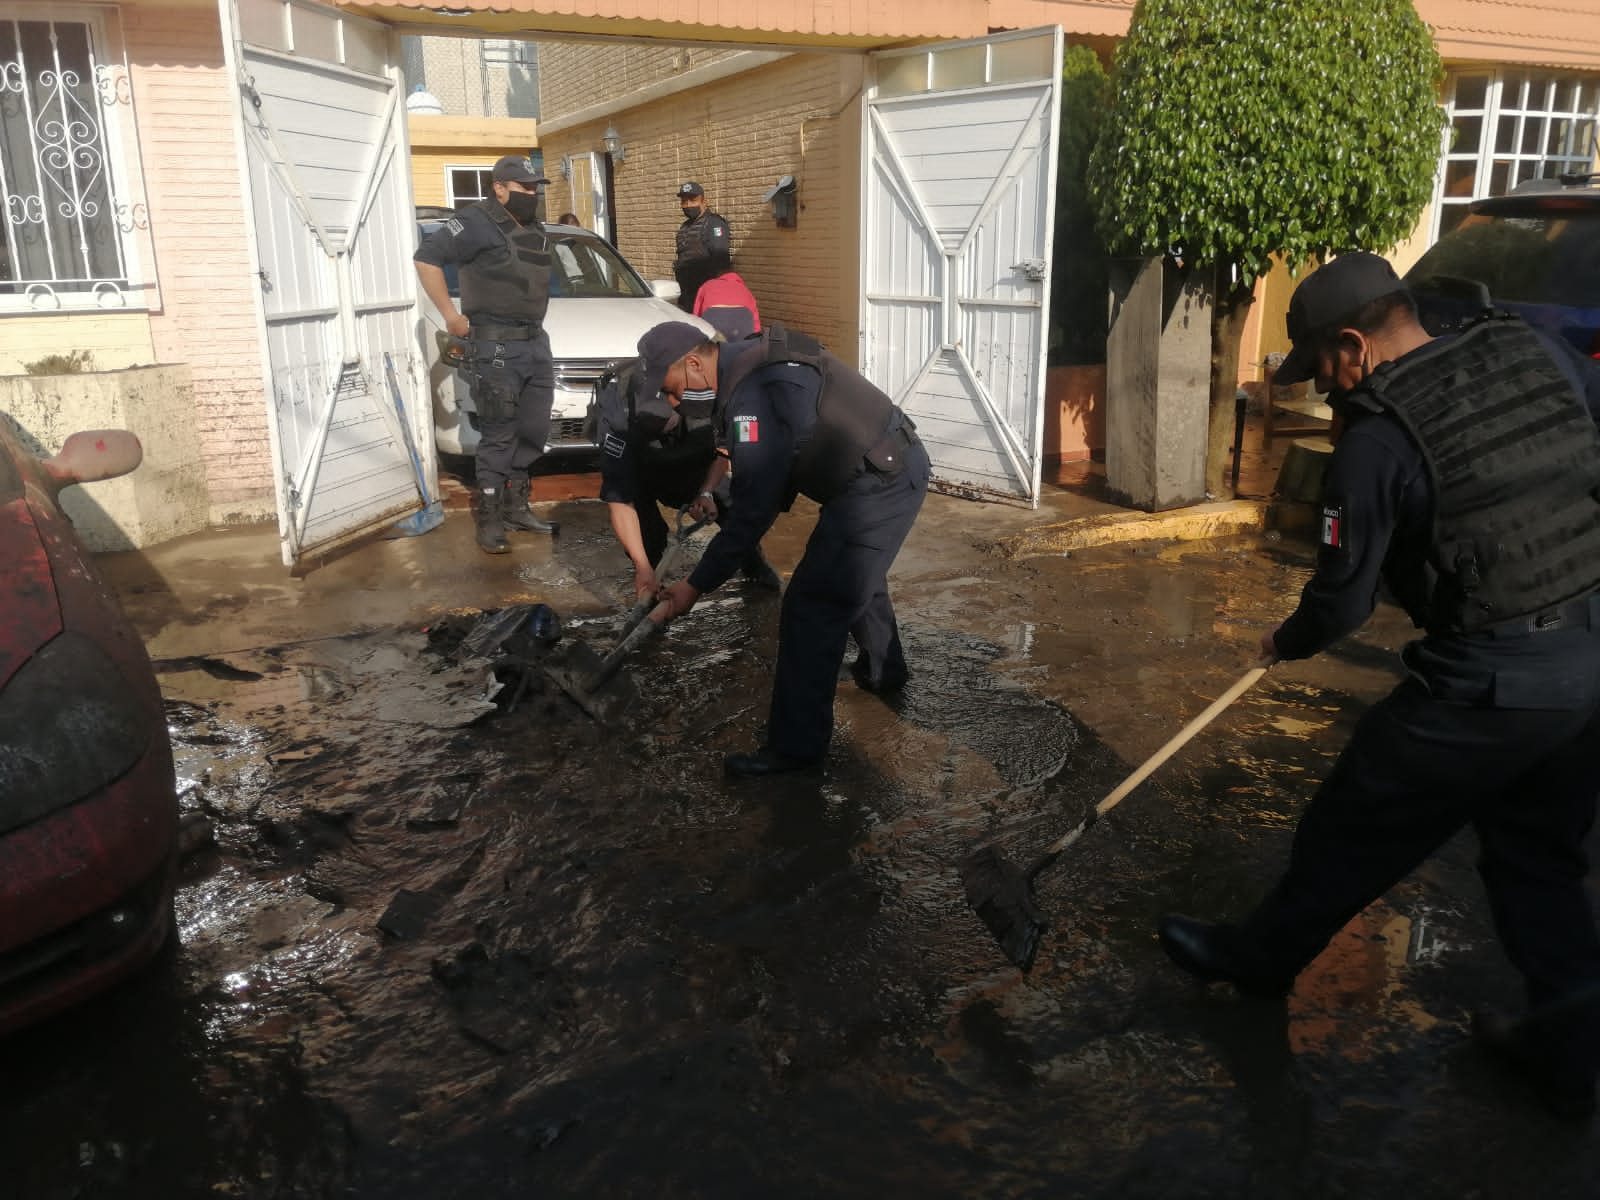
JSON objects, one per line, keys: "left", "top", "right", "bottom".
{"left": 602, "top": 125, "right": 625, "bottom": 163}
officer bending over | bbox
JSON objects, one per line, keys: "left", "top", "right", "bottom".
{"left": 1158, "top": 253, "right": 1600, "bottom": 1120}
{"left": 414, "top": 155, "right": 559, "bottom": 555}
{"left": 640, "top": 321, "right": 930, "bottom": 777}
{"left": 593, "top": 351, "right": 781, "bottom": 599}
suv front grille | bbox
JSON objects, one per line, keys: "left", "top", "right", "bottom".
{"left": 553, "top": 358, "right": 629, "bottom": 390}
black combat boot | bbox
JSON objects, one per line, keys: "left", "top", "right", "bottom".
{"left": 502, "top": 476, "right": 559, "bottom": 535}
{"left": 472, "top": 488, "right": 510, "bottom": 555}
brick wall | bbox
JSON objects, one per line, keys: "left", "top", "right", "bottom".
{"left": 124, "top": 4, "right": 274, "bottom": 524}
{"left": 541, "top": 53, "right": 865, "bottom": 361}
{"left": 538, "top": 42, "right": 743, "bottom": 122}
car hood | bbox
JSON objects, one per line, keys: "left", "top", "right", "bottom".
{"left": 0, "top": 497, "right": 62, "bottom": 689}
{"left": 542, "top": 296, "right": 714, "bottom": 361}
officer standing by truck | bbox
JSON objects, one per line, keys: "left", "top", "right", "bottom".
{"left": 639, "top": 320, "right": 929, "bottom": 777}
{"left": 1156, "top": 253, "right": 1600, "bottom": 1120}
{"left": 672, "top": 183, "right": 730, "bottom": 315}
{"left": 414, "top": 155, "right": 559, "bottom": 554}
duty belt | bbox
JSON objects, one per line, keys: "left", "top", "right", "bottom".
{"left": 1481, "top": 591, "right": 1600, "bottom": 638}
{"left": 470, "top": 320, "right": 540, "bottom": 342}
{"left": 864, "top": 417, "right": 920, "bottom": 475}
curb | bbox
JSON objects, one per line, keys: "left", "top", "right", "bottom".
{"left": 991, "top": 500, "right": 1271, "bottom": 560}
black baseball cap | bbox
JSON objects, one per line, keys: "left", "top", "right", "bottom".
{"left": 638, "top": 321, "right": 715, "bottom": 404}
{"left": 492, "top": 155, "right": 549, "bottom": 186}
{"left": 677, "top": 181, "right": 704, "bottom": 199}
{"left": 1275, "top": 252, "right": 1409, "bottom": 385}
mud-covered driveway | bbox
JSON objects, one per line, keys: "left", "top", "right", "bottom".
{"left": 4, "top": 493, "right": 1598, "bottom": 1198}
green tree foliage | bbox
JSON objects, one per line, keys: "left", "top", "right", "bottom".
{"left": 1090, "top": 0, "right": 1443, "bottom": 281}
{"left": 1088, "top": 0, "right": 1443, "bottom": 493}
{"left": 1050, "top": 45, "right": 1113, "bottom": 365}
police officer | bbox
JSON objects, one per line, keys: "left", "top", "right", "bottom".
{"left": 414, "top": 155, "right": 559, "bottom": 555}
{"left": 672, "top": 183, "right": 730, "bottom": 315}
{"left": 1156, "top": 253, "right": 1600, "bottom": 1119}
{"left": 594, "top": 349, "right": 781, "bottom": 599}
{"left": 642, "top": 320, "right": 930, "bottom": 777}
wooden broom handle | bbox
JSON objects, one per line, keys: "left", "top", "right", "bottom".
{"left": 1092, "top": 665, "right": 1268, "bottom": 820}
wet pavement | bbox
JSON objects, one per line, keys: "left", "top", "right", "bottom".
{"left": 4, "top": 482, "right": 1599, "bottom": 1198}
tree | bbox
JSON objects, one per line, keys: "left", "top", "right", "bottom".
{"left": 1049, "top": 45, "right": 1113, "bottom": 366}
{"left": 1088, "top": 0, "right": 1444, "bottom": 496}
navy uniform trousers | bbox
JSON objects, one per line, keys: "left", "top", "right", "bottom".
{"left": 767, "top": 441, "right": 930, "bottom": 763}
{"left": 469, "top": 330, "right": 555, "bottom": 491}
{"left": 1239, "top": 609, "right": 1600, "bottom": 1075}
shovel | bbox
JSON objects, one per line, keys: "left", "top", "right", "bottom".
{"left": 962, "top": 664, "right": 1269, "bottom": 972}
{"left": 545, "top": 509, "right": 709, "bottom": 721}
{"left": 545, "top": 601, "right": 674, "bottom": 721}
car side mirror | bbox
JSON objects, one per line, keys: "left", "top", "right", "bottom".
{"left": 42, "top": 429, "right": 143, "bottom": 492}
{"left": 650, "top": 280, "right": 680, "bottom": 302}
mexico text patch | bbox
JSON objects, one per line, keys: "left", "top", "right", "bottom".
{"left": 734, "top": 416, "right": 759, "bottom": 444}
{"left": 1321, "top": 504, "right": 1343, "bottom": 549}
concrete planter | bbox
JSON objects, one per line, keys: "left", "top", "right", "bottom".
{"left": 0, "top": 364, "right": 208, "bottom": 552}
{"left": 1043, "top": 364, "right": 1106, "bottom": 463}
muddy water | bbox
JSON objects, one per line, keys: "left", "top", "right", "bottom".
{"left": 5, "top": 532, "right": 1600, "bottom": 1198}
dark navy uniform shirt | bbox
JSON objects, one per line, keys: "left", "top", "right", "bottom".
{"left": 687, "top": 348, "right": 822, "bottom": 593}
{"left": 413, "top": 204, "right": 531, "bottom": 325}
{"left": 1275, "top": 332, "right": 1600, "bottom": 661}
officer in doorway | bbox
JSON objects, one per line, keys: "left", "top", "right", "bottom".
{"left": 592, "top": 351, "right": 781, "bottom": 600}
{"left": 414, "top": 154, "right": 559, "bottom": 554}
{"left": 672, "top": 183, "right": 730, "bottom": 315}
{"left": 641, "top": 320, "right": 930, "bottom": 777}
{"left": 1156, "top": 252, "right": 1600, "bottom": 1119}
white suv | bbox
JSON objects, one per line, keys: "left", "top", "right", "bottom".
{"left": 416, "top": 212, "right": 715, "bottom": 458}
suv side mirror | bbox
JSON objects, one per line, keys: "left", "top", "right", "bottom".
{"left": 42, "top": 429, "right": 143, "bottom": 492}
{"left": 650, "top": 280, "right": 680, "bottom": 302}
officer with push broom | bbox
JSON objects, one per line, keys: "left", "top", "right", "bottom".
{"left": 638, "top": 320, "right": 929, "bottom": 777}
{"left": 1155, "top": 253, "right": 1600, "bottom": 1119}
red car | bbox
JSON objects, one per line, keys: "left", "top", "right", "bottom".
{"left": 0, "top": 418, "right": 177, "bottom": 1032}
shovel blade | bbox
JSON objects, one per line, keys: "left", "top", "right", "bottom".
{"left": 543, "top": 641, "right": 639, "bottom": 723}
{"left": 961, "top": 845, "right": 1049, "bottom": 972}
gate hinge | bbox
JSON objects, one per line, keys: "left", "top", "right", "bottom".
{"left": 1010, "top": 259, "right": 1048, "bottom": 282}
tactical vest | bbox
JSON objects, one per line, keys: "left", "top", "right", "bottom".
{"left": 675, "top": 211, "right": 712, "bottom": 266}
{"left": 589, "top": 357, "right": 716, "bottom": 469}
{"left": 458, "top": 199, "right": 552, "bottom": 326}
{"left": 1358, "top": 315, "right": 1600, "bottom": 633}
{"left": 720, "top": 325, "right": 898, "bottom": 503}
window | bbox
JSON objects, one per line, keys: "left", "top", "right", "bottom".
{"left": 1433, "top": 70, "right": 1599, "bottom": 240}
{"left": 446, "top": 166, "right": 494, "bottom": 208}
{"left": 0, "top": 9, "right": 150, "bottom": 310}
{"left": 481, "top": 39, "right": 536, "bottom": 68}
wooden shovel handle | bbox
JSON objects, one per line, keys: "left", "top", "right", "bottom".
{"left": 1041, "top": 665, "right": 1268, "bottom": 859}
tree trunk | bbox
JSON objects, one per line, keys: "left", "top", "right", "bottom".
{"left": 1205, "top": 270, "right": 1256, "bottom": 499}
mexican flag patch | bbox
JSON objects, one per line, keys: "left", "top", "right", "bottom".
{"left": 1321, "top": 504, "right": 1343, "bottom": 548}
{"left": 734, "top": 416, "right": 759, "bottom": 444}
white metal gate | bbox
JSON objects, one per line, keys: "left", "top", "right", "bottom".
{"left": 567, "top": 151, "right": 612, "bottom": 242}
{"left": 221, "top": 0, "right": 429, "bottom": 566}
{"left": 861, "top": 28, "right": 1063, "bottom": 505}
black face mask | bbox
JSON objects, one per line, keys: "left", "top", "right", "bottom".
{"left": 682, "top": 206, "right": 701, "bottom": 220}
{"left": 505, "top": 191, "right": 543, "bottom": 224}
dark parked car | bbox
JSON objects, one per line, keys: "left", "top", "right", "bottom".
{"left": 0, "top": 418, "right": 178, "bottom": 1033}
{"left": 1406, "top": 173, "right": 1600, "bottom": 359}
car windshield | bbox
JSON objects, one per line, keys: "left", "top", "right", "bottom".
{"left": 1408, "top": 213, "right": 1600, "bottom": 309}
{"left": 418, "top": 221, "right": 649, "bottom": 301}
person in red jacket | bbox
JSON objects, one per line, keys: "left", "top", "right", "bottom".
{"left": 693, "top": 254, "right": 761, "bottom": 341}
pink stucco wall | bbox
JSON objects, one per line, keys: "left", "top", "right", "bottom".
{"left": 122, "top": 3, "right": 275, "bottom": 522}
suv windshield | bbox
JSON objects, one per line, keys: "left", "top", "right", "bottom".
{"left": 1408, "top": 213, "right": 1600, "bottom": 309}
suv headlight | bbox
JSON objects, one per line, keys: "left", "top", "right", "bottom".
{"left": 0, "top": 633, "right": 149, "bottom": 833}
